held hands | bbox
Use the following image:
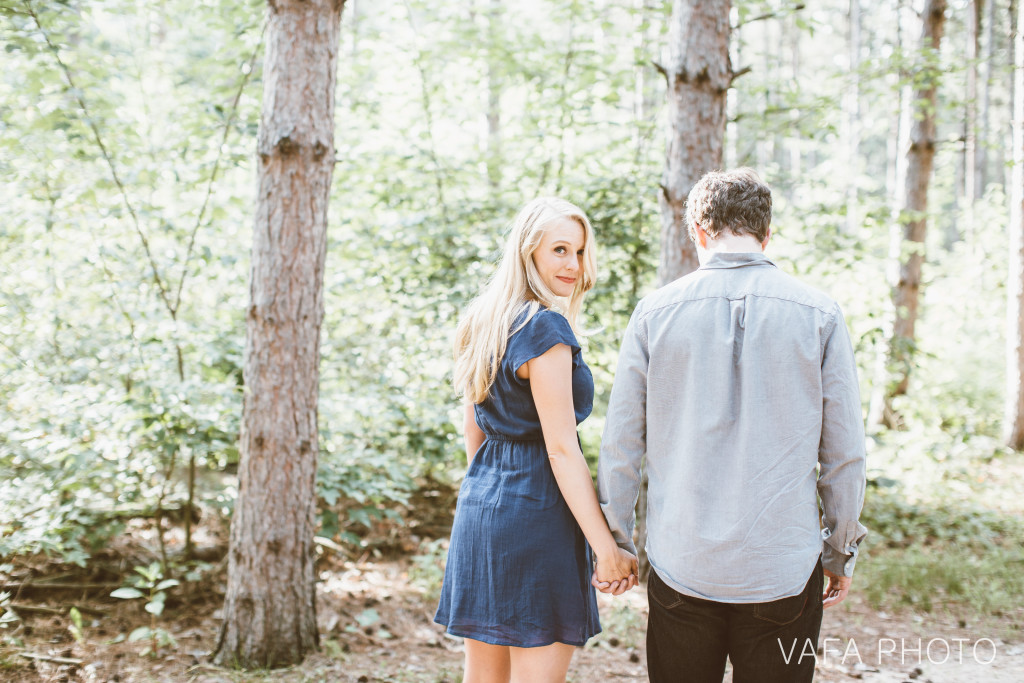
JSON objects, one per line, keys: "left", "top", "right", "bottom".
{"left": 822, "top": 568, "right": 852, "bottom": 609}
{"left": 590, "top": 547, "right": 639, "bottom": 596}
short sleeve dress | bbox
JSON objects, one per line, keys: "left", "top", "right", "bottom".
{"left": 434, "top": 307, "right": 601, "bottom": 647}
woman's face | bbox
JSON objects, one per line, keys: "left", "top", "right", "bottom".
{"left": 531, "top": 217, "right": 585, "bottom": 298}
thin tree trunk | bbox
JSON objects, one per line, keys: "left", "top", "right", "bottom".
{"left": 869, "top": 0, "right": 906, "bottom": 429}
{"left": 979, "top": 0, "right": 993, "bottom": 195}
{"left": 966, "top": 0, "right": 980, "bottom": 211}
{"left": 657, "top": 0, "right": 731, "bottom": 285}
{"left": 214, "top": 0, "right": 344, "bottom": 669}
{"left": 486, "top": 0, "right": 502, "bottom": 190}
{"left": 1004, "top": 0, "right": 1024, "bottom": 449}
{"left": 875, "top": 0, "right": 947, "bottom": 427}
{"left": 844, "top": 0, "right": 862, "bottom": 233}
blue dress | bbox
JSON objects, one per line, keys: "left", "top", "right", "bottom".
{"left": 434, "top": 308, "right": 601, "bottom": 647}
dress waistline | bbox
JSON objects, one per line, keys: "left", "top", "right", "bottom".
{"left": 484, "top": 434, "right": 545, "bottom": 443}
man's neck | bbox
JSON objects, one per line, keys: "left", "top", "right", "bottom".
{"left": 697, "top": 232, "right": 765, "bottom": 265}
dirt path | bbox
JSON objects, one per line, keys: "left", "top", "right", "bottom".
{"left": 5, "top": 559, "right": 1022, "bottom": 682}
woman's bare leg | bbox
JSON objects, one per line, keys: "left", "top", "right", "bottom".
{"left": 509, "top": 642, "right": 576, "bottom": 683}
{"left": 464, "top": 639, "right": 511, "bottom": 683}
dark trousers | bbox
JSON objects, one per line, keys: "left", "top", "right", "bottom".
{"left": 647, "top": 560, "right": 823, "bottom": 683}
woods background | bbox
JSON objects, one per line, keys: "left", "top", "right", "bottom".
{"left": 2, "top": 0, "right": 1024, "bottom": 678}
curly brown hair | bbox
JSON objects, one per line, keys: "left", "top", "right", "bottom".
{"left": 685, "top": 168, "right": 772, "bottom": 243}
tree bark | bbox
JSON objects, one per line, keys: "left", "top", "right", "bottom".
{"left": 214, "top": 0, "right": 344, "bottom": 669}
{"left": 1004, "top": 0, "right": 1024, "bottom": 449}
{"left": 875, "top": 0, "right": 946, "bottom": 426}
{"left": 657, "top": 0, "right": 732, "bottom": 286}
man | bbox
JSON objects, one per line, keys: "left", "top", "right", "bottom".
{"left": 596, "top": 168, "right": 867, "bottom": 682}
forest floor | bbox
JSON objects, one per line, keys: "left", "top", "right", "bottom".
{"left": 2, "top": 549, "right": 1023, "bottom": 683}
{"left": 4, "top": 454, "right": 1024, "bottom": 683}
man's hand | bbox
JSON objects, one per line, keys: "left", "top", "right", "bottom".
{"left": 822, "top": 568, "right": 852, "bottom": 609}
{"left": 591, "top": 570, "right": 638, "bottom": 596}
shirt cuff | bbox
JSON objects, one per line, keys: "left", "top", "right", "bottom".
{"left": 821, "top": 527, "right": 862, "bottom": 576}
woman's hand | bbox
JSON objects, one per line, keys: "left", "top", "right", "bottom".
{"left": 593, "top": 547, "right": 638, "bottom": 595}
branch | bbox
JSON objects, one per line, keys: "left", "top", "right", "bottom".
{"left": 1, "top": 582, "right": 121, "bottom": 591}
{"left": 18, "top": 652, "right": 83, "bottom": 666}
{"left": 172, "top": 21, "right": 266, "bottom": 316}
{"left": 730, "top": 66, "right": 753, "bottom": 84}
{"left": 24, "top": 0, "right": 173, "bottom": 315}
{"left": 11, "top": 603, "right": 109, "bottom": 617}
{"left": 734, "top": 4, "right": 806, "bottom": 29}
{"left": 652, "top": 60, "right": 668, "bottom": 85}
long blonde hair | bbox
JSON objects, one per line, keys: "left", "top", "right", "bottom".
{"left": 453, "top": 197, "right": 597, "bottom": 404}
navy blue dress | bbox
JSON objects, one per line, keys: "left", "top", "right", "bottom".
{"left": 434, "top": 308, "right": 601, "bottom": 647}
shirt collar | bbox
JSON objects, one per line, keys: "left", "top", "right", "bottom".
{"left": 698, "top": 251, "right": 777, "bottom": 271}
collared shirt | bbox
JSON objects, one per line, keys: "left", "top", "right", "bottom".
{"left": 597, "top": 251, "right": 867, "bottom": 603}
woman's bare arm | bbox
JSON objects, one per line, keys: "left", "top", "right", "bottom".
{"left": 526, "top": 344, "right": 637, "bottom": 588}
{"left": 464, "top": 399, "right": 486, "bottom": 462}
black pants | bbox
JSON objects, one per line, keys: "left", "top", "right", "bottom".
{"left": 647, "top": 560, "right": 823, "bottom": 683}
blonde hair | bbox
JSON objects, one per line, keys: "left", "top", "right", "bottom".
{"left": 453, "top": 197, "right": 597, "bottom": 404}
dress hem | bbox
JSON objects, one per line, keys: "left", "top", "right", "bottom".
{"left": 433, "top": 618, "right": 600, "bottom": 649}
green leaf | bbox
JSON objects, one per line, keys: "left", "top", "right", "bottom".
{"left": 128, "top": 626, "right": 152, "bottom": 642}
{"left": 110, "top": 587, "right": 145, "bottom": 600}
{"left": 155, "top": 579, "right": 179, "bottom": 591}
{"left": 355, "top": 608, "right": 379, "bottom": 627}
{"left": 144, "top": 600, "right": 164, "bottom": 616}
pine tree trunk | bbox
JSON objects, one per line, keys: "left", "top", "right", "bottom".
{"left": 877, "top": 0, "right": 946, "bottom": 425}
{"left": 214, "top": 0, "right": 344, "bottom": 669}
{"left": 657, "top": 0, "right": 732, "bottom": 286}
{"left": 1004, "top": 0, "right": 1024, "bottom": 449}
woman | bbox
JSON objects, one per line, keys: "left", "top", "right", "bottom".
{"left": 435, "top": 197, "right": 638, "bottom": 683}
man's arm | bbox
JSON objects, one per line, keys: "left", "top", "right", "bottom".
{"left": 596, "top": 309, "right": 650, "bottom": 557}
{"left": 818, "top": 306, "right": 868, "bottom": 606}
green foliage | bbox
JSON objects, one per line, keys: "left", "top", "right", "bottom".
{"left": 68, "top": 606, "right": 85, "bottom": 644}
{"left": 0, "top": 0, "right": 1020, "bottom": 636}
{"left": 409, "top": 538, "right": 448, "bottom": 602}
{"left": 857, "top": 485, "right": 1024, "bottom": 614}
{"left": 111, "top": 561, "right": 180, "bottom": 657}
{"left": 0, "top": 591, "right": 19, "bottom": 630}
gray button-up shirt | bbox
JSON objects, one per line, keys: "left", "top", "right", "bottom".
{"left": 597, "top": 251, "right": 867, "bottom": 602}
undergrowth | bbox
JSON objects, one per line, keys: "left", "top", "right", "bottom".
{"left": 857, "top": 486, "right": 1024, "bottom": 615}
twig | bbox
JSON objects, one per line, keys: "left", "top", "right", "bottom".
{"left": 734, "top": 4, "right": 806, "bottom": 29}
{"left": 1, "top": 582, "right": 121, "bottom": 591}
{"left": 11, "top": 603, "right": 109, "bottom": 616}
{"left": 17, "top": 652, "right": 83, "bottom": 666}
{"left": 172, "top": 21, "right": 266, "bottom": 315}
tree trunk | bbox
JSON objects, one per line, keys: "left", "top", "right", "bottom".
{"left": 966, "top": 0, "right": 980, "bottom": 212}
{"left": 844, "top": 0, "right": 862, "bottom": 234}
{"left": 657, "top": 0, "right": 732, "bottom": 286}
{"left": 641, "top": 0, "right": 731, "bottom": 580}
{"left": 214, "top": 0, "right": 344, "bottom": 669}
{"left": 485, "top": 0, "right": 502, "bottom": 190}
{"left": 1004, "top": 0, "right": 1024, "bottom": 449}
{"left": 876, "top": 0, "right": 946, "bottom": 426}
{"left": 979, "top": 0, "right": 993, "bottom": 195}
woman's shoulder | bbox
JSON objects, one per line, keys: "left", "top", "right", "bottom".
{"left": 514, "top": 306, "right": 573, "bottom": 336}
{"left": 506, "top": 306, "right": 579, "bottom": 363}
